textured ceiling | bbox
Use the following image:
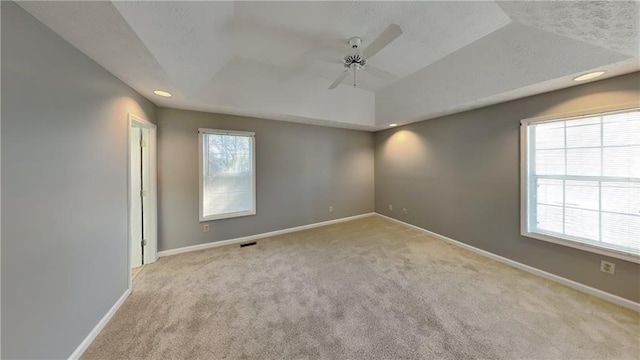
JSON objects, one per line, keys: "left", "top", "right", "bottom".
{"left": 376, "top": 21, "right": 632, "bottom": 125}
{"left": 17, "top": 1, "right": 640, "bottom": 130}
{"left": 112, "top": 1, "right": 235, "bottom": 97}
{"left": 234, "top": 1, "right": 511, "bottom": 91}
{"left": 497, "top": 1, "right": 639, "bottom": 56}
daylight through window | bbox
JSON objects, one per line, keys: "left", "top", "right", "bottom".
{"left": 199, "top": 129, "right": 256, "bottom": 221}
{"left": 521, "top": 109, "right": 640, "bottom": 262}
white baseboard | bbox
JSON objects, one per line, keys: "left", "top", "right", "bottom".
{"left": 376, "top": 213, "right": 640, "bottom": 312}
{"left": 64, "top": 211, "right": 636, "bottom": 359}
{"left": 67, "top": 213, "right": 373, "bottom": 358}
{"left": 68, "top": 288, "right": 132, "bottom": 359}
{"left": 158, "top": 213, "right": 376, "bottom": 258}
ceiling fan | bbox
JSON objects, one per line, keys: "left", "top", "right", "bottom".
{"left": 328, "top": 24, "right": 403, "bottom": 90}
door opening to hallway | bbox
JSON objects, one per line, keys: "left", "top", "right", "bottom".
{"left": 128, "top": 114, "right": 158, "bottom": 283}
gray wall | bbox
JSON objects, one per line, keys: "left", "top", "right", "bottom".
{"left": 157, "top": 108, "right": 374, "bottom": 251}
{"left": 1, "top": 1, "right": 636, "bottom": 357}
{"left": 375, "top": 73, "right": 640, "bottom": 302}
{"left": 1, "top": 2, "right": 157, "bottom": 358}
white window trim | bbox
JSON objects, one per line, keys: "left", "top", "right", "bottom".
{"left": 198, "top": 128, "right": 256, "bottom": 222}
{"left": 520, "top": 105, "right": 640, "bottom": 264}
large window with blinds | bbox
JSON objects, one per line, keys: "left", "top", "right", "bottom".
{"left": 199, "top": 129, "right": 256, "bottom": 221}
{"left": 521, "top": 108, "right": 639, "bottom": 263}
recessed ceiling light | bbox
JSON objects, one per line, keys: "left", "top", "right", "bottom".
{"left": 389, "top": 123, "right": 398, "bottom": 127}
{"left": 573, "top": 71, "right": 605, "bottom": 82}
{"left": 153, "top": 90, "right": 172, "bottom": 97}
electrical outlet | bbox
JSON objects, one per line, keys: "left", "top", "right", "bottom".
{"left": 329, "top": 206, "right": 333, "bottom": 213}
{"left": 203, "top": 224, "right": 210, "bottom": 232}
{"left": 389, "top": 204, "right": 393, "bottom": 211}
{"left": 600, "top": 260, "right": 615, "bottom": 275}
{"left": 403, "top": 208, "right": 408, "bottom": 215}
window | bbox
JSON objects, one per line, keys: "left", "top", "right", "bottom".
{"left": 199, "top": 129, "right": 256, "bottom": 221}
{"left": 521, "top": 108, "right": 640, "bottom": 263}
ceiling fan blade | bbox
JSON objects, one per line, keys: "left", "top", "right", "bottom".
{"left": 303, "top": 52, "right": 343, "bottom": 65}
{"left": 362, "top": 24, "right": 403, "bottom": 59}
{"left": 328, "top": 71, "right": 349, "bottom": 89}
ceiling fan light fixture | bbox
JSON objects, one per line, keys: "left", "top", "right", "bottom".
{"left": 573, "top": 71, "right": 605, "bottom": 82}
{"left": 328, "top": 24, "right": 403, "bottom": 90}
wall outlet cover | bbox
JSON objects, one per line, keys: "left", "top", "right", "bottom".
{"left": 600, "top": 260, "right": 615, "bottom": 275}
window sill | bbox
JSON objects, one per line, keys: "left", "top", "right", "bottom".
{"left": 200, "top": 210, "right": 256, "bottom": 222}
{"left": 521, "top": 230, "right": 640, "bottom": 264}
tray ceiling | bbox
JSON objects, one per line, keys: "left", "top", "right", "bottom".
{"left": 17, "top": 1, "right": 640, "bottom": 130}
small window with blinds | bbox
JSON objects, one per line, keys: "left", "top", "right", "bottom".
{"left": 199, "top": 129, "right": 256, "bottom": 221}
{"left": 521, "top": 108, "right": 640, "bottom": 263}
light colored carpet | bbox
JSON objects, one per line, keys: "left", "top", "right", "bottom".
{"left": 83, "top": 216, "right": 640, "bottom": 359}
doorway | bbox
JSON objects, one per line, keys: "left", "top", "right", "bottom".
{"left": 128, "top": 114, "right": 158, "bottom": 287}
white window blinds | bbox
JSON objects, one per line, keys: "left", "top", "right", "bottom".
{"left": 199, "top": 129, "right": 256, "bottom": 221}
{"left": 522, "top": 109, "right": 640, "bottom": 260}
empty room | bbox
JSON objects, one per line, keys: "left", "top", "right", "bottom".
{"left": 2, "top": 1, "right": 639, "bottom": 359}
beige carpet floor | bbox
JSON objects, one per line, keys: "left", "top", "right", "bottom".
{"left": 83, "top": 216, "right": 640, "bottom": 359}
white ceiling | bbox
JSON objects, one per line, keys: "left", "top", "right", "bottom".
{"left": 17, "top": 1, "right": 640, "bottom": 131}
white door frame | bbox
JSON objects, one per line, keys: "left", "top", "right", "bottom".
{"left": 127, "top": 113, "right": 158, "bottom": 289}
